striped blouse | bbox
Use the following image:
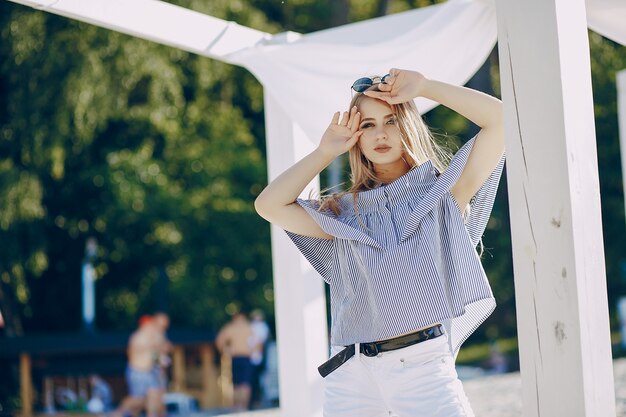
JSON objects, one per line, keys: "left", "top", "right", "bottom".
{"left": 286, "top": 136, "right": 506, "bottom": 356}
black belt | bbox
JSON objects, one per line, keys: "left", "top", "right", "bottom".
{"left": 317, "top": 324, "right": 444, "bottom": 378}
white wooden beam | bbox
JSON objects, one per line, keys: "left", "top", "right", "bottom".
{"left": 6, "top": 0, "right": 270, "bottom": 62}
{"left": 586, "top": 0, "right": 626, "bottom": 46}
{"left": 495, "top": 0, "right": 615, "bottom": 416}
{"left": 263, "top": 92, "right": 328, "bottom": 417}
{"left": 618, "top": 70, "right": 626, "bottom": 226}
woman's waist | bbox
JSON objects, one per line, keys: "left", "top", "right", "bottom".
{"left": 377, "top": 322, "right": 443, "bottom": 342}
{"left": 329, "top": 323, "right": 447, "bottom": 357}
{"left": 330, "top": 317, "right": 446, "bottom": 347}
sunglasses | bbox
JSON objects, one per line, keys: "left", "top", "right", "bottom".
{"left": 351, "top": 74, "right": 391, "bottom": 93}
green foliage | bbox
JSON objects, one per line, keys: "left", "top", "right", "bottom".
{"left": 589, "top": 32, "right": 626, "bottom": 325}
{"left": 0, "top": 1, "right": 275, "bottom": 334}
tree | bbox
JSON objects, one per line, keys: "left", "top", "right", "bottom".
{"left": 0, "top": 1, "right": 278, "bottom": 335}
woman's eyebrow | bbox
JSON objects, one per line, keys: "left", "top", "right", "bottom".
{"left": 360, "top": 114, "right": 395, "bottom": 123}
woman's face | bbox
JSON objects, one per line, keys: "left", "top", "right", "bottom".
{"left": 357, "top": 97, "right": 406, "bottom": 170}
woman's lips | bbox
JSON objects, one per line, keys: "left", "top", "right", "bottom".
{"left": 374, "top": 146, "right": 391, "bottom": 153}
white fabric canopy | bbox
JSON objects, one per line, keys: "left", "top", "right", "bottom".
{"left": 229, "top": 0, "right": 497, "bottom": 144}
{"left": 8, "top": 0, "right": 271, "bottom": 58}
{"left": 586, "top": 0, "right": 626, "bottom": 46}
{"left": 226, "top": 0, "right": 625, "bottom": 145}
{"left": 11, "top": 0, "right": 623, "bottom": 145}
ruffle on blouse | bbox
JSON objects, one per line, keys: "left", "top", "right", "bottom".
{"left": 295, "top": 135, "right": 504, "bottom": 249}
{"left": 400, "top": 136, "right": 478, "bottom": 243}
{"left": 296, "top": 199, "right": 383, "bottom": 249}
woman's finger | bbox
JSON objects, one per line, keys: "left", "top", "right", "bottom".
{"left": 339, "top": 111, "right": 349, "bottom": 126}
{"left": 363, "top": 90, "right": 382, "bottom": 99}
{"left": 330, "top": 111, "right": 340, "bottom": 125}
{"left": 386, "top": 96, "right": 404, "bottom": 105}
{"left": 345, "top": 130, "right": 363, "bottom": 149}
{"left": 349, "top": 112, "right": 361, "bottom": 133}
{"left": 346, "top": 107, "right": 357, "bottom": 128}
{"left": 363, "top": 90, "right": 392, "bottom": 102}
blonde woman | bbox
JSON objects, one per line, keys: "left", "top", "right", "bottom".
{"left": 255, "top": 68, "right": 505, "bottom": 417}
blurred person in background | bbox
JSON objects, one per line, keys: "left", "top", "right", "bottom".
{"left": 152, "top": 312, "right": 172, "bottom": 417}
{"left": 485, "top": 340, "right": 508, "bottom": 374}
{"left": 216, "top": 311, "right": 255, "bottom": 412}
{"left": 249, "top": 309, "right": 270, "bottom": 409}
{"left": 113, "top": 314, "right": 170, "bottom": 417}
{"left": 87, "top": 374, "right": 113, "bottom": 413}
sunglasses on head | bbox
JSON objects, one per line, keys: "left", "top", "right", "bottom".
{"left": 351, "top": 74, "right": 391, "bottom": 93}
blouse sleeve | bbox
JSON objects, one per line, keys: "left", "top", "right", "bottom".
{"left": 284, "top": 198, "right": 337, "bottom": 283}
{"left": 285, "top": 231, "right": 336, "bottom": 283}
{"left": 460, "top": 151, "right": 506, "bottom": 247}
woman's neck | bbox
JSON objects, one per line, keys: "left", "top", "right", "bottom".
{"left": 374, "top": 159, "right": 411, "bottom": 184}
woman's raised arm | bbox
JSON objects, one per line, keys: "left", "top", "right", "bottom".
{"left": 365, "top": 69, "right": 505, "bottom": 211}
{"left": 254, "top": 108, "right": 363, "bottom": 239}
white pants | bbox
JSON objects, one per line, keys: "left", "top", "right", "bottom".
{"left": 324, "top": 333, "right": 475, "bottom": 417}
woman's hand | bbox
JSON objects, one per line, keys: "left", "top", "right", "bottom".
{"left": 364, "top": 68, "right": 429, "bottom": 104}
{"left": 255, "top": 108, "right": 361, "bottom": 240}
{"left": 318, "top": 106, "right": 363, "bottom": 158}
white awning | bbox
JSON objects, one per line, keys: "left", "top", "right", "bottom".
{"left": 586, "top": 0, "right": 626, "bottom": 46}
{"left": 229, "top": 0, "right": 497, "bottom": 143}
{"left": 10, "top": 0, "right": 624, "bottom": 143}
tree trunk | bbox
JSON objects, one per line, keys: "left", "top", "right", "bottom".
{"left": 375, "top": 0, "right": 390, "bottom": 17}
{"left": 330, "top": 0, "right": 350, "bottom": 26}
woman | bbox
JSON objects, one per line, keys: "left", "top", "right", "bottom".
{"left": 255, "top": 68, "right": 505, "bottom": 417}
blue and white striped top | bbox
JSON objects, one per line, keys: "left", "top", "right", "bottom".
{"left": 286, "top": 136, "right": 505, "bottom": 355}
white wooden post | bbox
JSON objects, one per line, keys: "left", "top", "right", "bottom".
{"left": 617, "top": 70, "right": 626, "bottom": 224}
{"left": 6, "top": 0, "right": 269, "bottom": 61}
{"left": 617, "top": 69, "right": 626, "bottom": 349}
{"left": 263, "top": 91, "right": 329, "bottom": 417}
{"left": 495, "top": 0, "right": 615, "bottom": 416}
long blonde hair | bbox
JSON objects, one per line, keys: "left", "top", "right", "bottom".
{"left": 320, "top": 84, "right": 452, "bottom": 213}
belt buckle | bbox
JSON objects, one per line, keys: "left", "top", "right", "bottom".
{"left": 362, "top": 343, "right": 379, "bottom": 357}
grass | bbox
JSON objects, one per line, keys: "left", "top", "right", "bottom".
{"left": 457, "top": 331, "right": 626, "bottom": 370}
{"left": 456, "top": 337, "right": 519, "bottom": 367}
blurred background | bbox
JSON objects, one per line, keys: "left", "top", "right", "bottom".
{"left": 1, "top": 0, "right": 625, "bottom": 415}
